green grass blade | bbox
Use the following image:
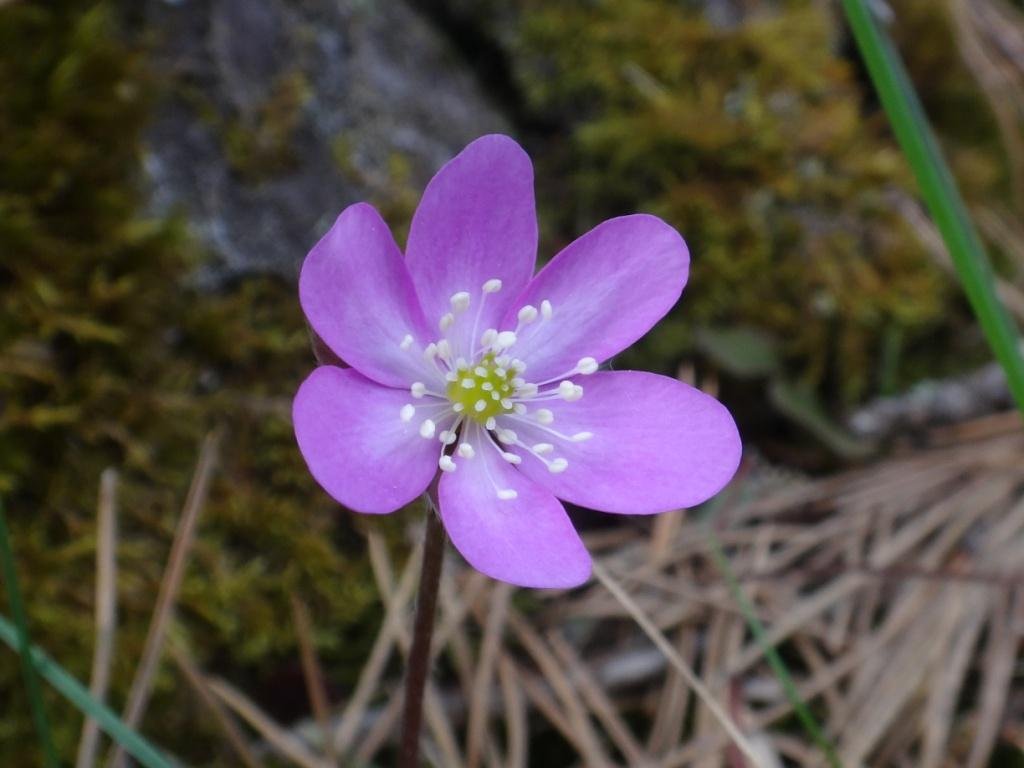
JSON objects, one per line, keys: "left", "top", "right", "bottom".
{"left": 703, "top": 526, "right": 843, "bottom": 767}
{"left": 0, "top": 610, "right": 174, "bottom": 768}
{"left": 841, "top": 0, "right": 1024, "bottom": 416}
{"left": 0, "top": 502, "right": 60, "bottom": 768}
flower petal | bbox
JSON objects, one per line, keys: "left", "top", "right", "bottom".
{"left": 504, "top": 215, "right": 689, "bottom": 382}
{"left": 438, "top": 424, "right": 591, "bottom": 588}
{"left": 405, "top": 135, "right": 537, "bottom": 351}
{"left": 293, "top": 366, "right": 444, "bottom": 514}
{"left": 300, "top": 203, "right": 434, "bottom": 388}
{"left": 511, "top": 371, "right": 740, "bottom": 514}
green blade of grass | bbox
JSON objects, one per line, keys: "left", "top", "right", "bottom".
{"left": 0, "top": 502, "right": 60, "bottom": 768}
{"left": 0, "top": 609, "right": 173, "bottom": 768}
{"left": 841, "top": 0, "right": 1024, "bottom": 416}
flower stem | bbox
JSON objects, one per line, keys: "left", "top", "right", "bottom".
{"left": 398, "top": 498, "right": 446, "bottom": 768}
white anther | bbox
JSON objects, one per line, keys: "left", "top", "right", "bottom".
{"left": 453, "top": 402, "right": 465, "bottom": 412}
{"left": 436, "top": 339, "right": 451, "bottom": 358}
{"left": 439, "top": 430, "right": 458, "bottom": 445}
{"left": 455, "top": 357, "right": 468, "bottom": 369}
{"left": 474, "top": 366, "right": 487, "bottom": 377}
{"left": 495, "top": 355, "right": 511, "bottom": 367}
{"left": 541, "top": 300, "right": 553, "bottom": 320}
{"left": 481, "top": 382, "right": 494, "bottom": 391}
{"left": 516, "top": 383, "right": 538, "bottom": 397}
{"left": 475, "top": 400, "right": 487, "bottom": 412}
{"left": 548, "top": 458, "right": 569, "bottom": 473}
{"left": 419, "top": 419, "right": 436, "bottom": 438}
{"left": 411, "top": 382, "right": 426, "bottom": 398}
{"left": 497, "top": 428, "right": 517, "bottom": 444}
{"left": 535, "top": 408, "right": 554, "bottom": 424}
{"left": 480, "top": 329, "right": 497, "bottom": 347}
{"left": 423, "top": 342, "right": 437, "bottom": 359}
{"left": 517, "top": 305, "right": 538, "bottom": 324}
{"left": 483, "top": 278, "right": 503, "bottom": 293}
{"left": 497, "top": 489, "right": 518, "bottom": 500}
{"left": 577, "top": 357, "right": 598, "bottom": 375}
{"left": 513, "top": 404, "right": 527, "bottom": 415}
{"left": 445, "top": 371, "right": 458, "bottom": 382}
{"left": 533, "top": 443, "right": 554, "bottom": 455}
{"left": 450, "top": 291, "right": 471, "bottom": 313}
{"left": 511, "top": 359, "right": 527, "bottom": 372}
{"left": 439, "top": 455, "right": 457, "bottom": 472}
{"left": 495, "top": 367, "right": 507, "bottom": 377}
{"left": 558, "top": 381, "right": 584, "bottom": 401}
{"left": 485, "top": 417, "right": 497, "bottom": 430}
{"left": 571, "top": 432, "right": 594, "bottom": 442}
{"left": 501, "top": 452, "right": 522, "bottom": 465}
{"left": 400, "top": 334, "right": 414, "bottom": 350}
{"left": 461, "top": 378, "right": 475, "bottom": 389}
{"left": 500, "top": 398, "right": 513, "bottom": 409}
{"left": 457, "top": 443, "right": 475, "bottom": 459}
{"left": 439, "top": 313, "right": 455, "bottom": 331}
{"left": 400, "top": 404, "right": 415, "bottom": 422}
{"left": 494, "top": 331, "right": 517, "bottom": 351}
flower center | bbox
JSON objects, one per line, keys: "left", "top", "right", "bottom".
{"left": 445, "top": 353, "right": 516, "bottom": 422}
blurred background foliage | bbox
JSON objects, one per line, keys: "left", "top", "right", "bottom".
{"left": 0, "top": 0, "right": 1021, "bottom": 763}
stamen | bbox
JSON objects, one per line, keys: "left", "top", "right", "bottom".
{"left": 535, "top": 409, "right": 554, "bottom": 424}
{"left": 480, "top": 329, "right": 497, "bottom": 348}
{"left": 457, "top": 443, "right": 475, "bottom": 459}
{"left": 461, "top": 378, "right": 475, "bottom": 389}
{"left": 493, "top": 331, "right": 517, "bottom": 351}
{"left": 483, "top": 278, "right": 503, "bottom": 293}
{"left": 517, "top": 305, "right": 538, "bottom": 324}
{"left": 558, "top": 381, "right": 584, "bottom": 401}
{"left": 439, "top": 455, "right": 457, "bottom": 472}
{"left": 497, "top": 489, "right": 518, "bottom": 500}
{"left": 450, "top": 291, "right": 471, "bottom": 313}
{"left": 513, "top": 404, "right": 527, "bottom": 415}
{"left": 502, "top": 452, "right": 522, "bottom": 465}
{"left": 453, "top": 402, "right": 465, "bottom": 412}
{"left": 439, "top": 313, "right": 455, "bottom": 331}
{"left": 411, "top": 382, "right": 426, "bottom": 398}
{"left": 548, "top": 458, "right": 568, "bottom": 473}
{"left": 577, "top": 357, "right": 598, "bottom": 375}
{"left": 497, "top": 428, "right": 517, "bottom": 444}
{"left": 419, "top": 419, "right": 436, "bottom": 438}
{"left": 400, "top": 334, "right": 414, "bottom": 350}
{"left": 541, "top": 299, "right": 553, "bottom": 320}
{"left": 485, "top": 417, "right": 496, "bottom": 430}
{"left": 400, "top": 404, "right": 415, "bottom": 422}
{"left": 439, "top": 430, "right": 458, "bottom": 445}
{"left": 533, "top": 443, "right": 554, "bottom": 455}
{"left": 572, "top": 432, "right": 593, "bottom": 442}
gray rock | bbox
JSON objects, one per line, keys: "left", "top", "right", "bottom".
{"left": 142, "top": 0, "right": 509, "bottom": 286}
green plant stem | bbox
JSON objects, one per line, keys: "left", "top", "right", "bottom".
{"left": 0, "top": 503, "right": 59, "bottom": 768}
{"left": 0, "top": 611, "right": 173, "bottom": 768}
{"left": 841, "top": 0, "right": 1024, "bottom": 416}
{"left": 398, "top": 501, "right": 446, "bottom": 768}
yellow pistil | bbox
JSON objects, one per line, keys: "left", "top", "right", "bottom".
{"left": 446, "top": 353, "right": 516, "bottom": 422}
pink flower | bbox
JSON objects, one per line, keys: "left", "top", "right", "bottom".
{"left": 293, "top": 135, "right": 741, "bottom": 588}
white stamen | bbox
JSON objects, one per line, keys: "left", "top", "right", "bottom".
{"left": 436, "top": 339, "right": 451, "bottom": 359}
{"left": 571, "top": 432, "right": 593, "bottom": 442}
{"left": 439, "top": 455, "right": 457, "bottom": 472}
{"left": 457, "top": 443, "right": 475, "bottom": 459}
{"left": 461, "top": 378, "right": 476, "bottom": 389}
{"left": 485, "top": 417, "right": 497, "bottom": 430}
{"left": 453, "top": 402, "right": 465, "bottom": 412}
{"left": 400, "top": 334, "right": 414, "bottom": 350}
{"left": 497, "top": 489, "right": 518, "bottom": 500}
{"left": 500, "top": 398, "right": 512, "bottom": 409}
{"left": 480, "top": 329, "right": 497, "bottom": 347}
{"left": 494, "top": 331, "right": 517, "bottom": 351}
{"left": 474, "top": 399, "right": 487, "bottom": 412}
{"left": 440, "top": 312, "right": 455, "bottom": 331}
{"left": 474, "top": 366, "right": 488, "bottom": 377}
{"left": 577, "top": 357, "right": 598, "bottom": 375}
{"left": 400, "top": 404, "right": 415, "bottom": 422}
{"left": 517, "top": 305, "right": 538, "bottom": 324}
{"left": 533, "top": 443, "right": 554, "bottom": 455}
{"left": 483, "top": 278, "right": 503, "bottom": 293}
{"left": 423, "top": 342, "right": 437, "bottom": 359}
{"left": 513, "top": 404, "right": 527, "bottom": 415}
{"left": 558, "top": 380, "right": 584, "bottom": 401}
{"left": 541, "top": 299, "right": 553, "bottom": 320}
{"left": 516, "top": 383, "right": 538, "bottom": 397}
{"left": 495, "top": 367, "right": 507, "bottom": 377}
{"left": 445, "top": 371, "right": 458, "bottom": 382}
{"left": 450, "top": 291, "right": 471, "bottom": 313}
{"left": 501, "top": 452, "right": 522, "bottom": 465}
{"left": 548, "top": 458, "right": 569, "bottom": 473}
{"left": 535, "top": 409, "right": 554, "bottom": 424}
{"left": 511, "top": 359, "right": 527, "bottom": 373}
{"left": 419, "top": 419, "right": 436, "bottom": 438}
{"left": 439, "top": 430, "right": 457, "bottom": 445}
{"left": 411, "top": 382, "right": 426, "bottom": 398}
{"left": 455, "top": 357, "right": 468, "bottom": 369}
{"left": 497, "top": 428, "right": 517, "bottom": 444}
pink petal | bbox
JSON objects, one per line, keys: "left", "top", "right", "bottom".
{"left": 405, "top": 135, "right": 537, "bottom": 350}
{"left": 504, "top": 215, "right": 689, "bottom": 382}
{"left": 438, "top": 424, "right": 591, "bottom": 588}
{"left": 300, "top": 203, "right": 434, "bottom": 388}
{"left": 293, "top": 366, "right": 444, "bottom": 514}
{"left": 511, "top": 371, "right": 740, "bottom": 514}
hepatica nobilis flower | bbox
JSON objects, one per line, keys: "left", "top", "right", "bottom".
{"left": 294, "top": 135, "right": 741, "bottom": 588}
